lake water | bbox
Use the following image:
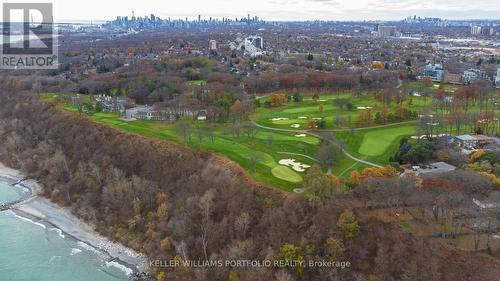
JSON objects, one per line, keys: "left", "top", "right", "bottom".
{"left": 0, "top": 181, "right": 24, "bottom": 205}
{"left": 0, "top": 181, "right": 130, "bottom": 281}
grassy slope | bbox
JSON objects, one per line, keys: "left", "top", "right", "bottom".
{"left": 47, "top": 86, "right": 500, "bottom": 191}
{"left": 41, "top": 91, "right": 428, "bottom": 191}
{"left": 89, "top": 112, "right": 319, "bottom": 192}
{"left": 358, "top": 126, "right": 417, "bottom": 156}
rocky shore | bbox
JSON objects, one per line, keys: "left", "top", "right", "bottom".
{"left": 0, "top": 163, "right": 150, "bottom": 279}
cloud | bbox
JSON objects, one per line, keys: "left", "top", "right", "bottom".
{"left": 51, "top": 0, "right": 500, "bottom": 21}
{"left": 306, "top": 0, "right": 339, "bottom": 5}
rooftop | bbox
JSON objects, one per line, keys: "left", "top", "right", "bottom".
{"left": 410, "top": 162, "right": 457, "bottom": 176}
{"left": 455, "top": 135, "right": 475, "bottom": 141}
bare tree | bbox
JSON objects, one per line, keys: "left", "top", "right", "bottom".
{"left": 316, "top": 143, "right": 342, "bottom": 174}
{"left": 248, "top": 153, "right": 262, "bottom": 173}
{"left": 199, "top": 189, "right": 215, "bottom": 261}
{"left": 175, "top": 120, "right": 192, "bottom": 144}
{"left": 267, "top": 134, "right": 274, "bottom": 148}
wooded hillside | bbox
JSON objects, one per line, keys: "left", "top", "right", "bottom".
{"left": 1, "top": 80, "right": 499, "bottom": 281}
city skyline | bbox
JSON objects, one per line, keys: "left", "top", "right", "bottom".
{"left": 26, "top": 0, "right": 500, "bottom": 22}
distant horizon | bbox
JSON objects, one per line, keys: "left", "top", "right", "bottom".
{"left": 10, "top": 0, "right": 498, "bottom": 22}
{"left": 53, "top": 17, "right": 500, "bottom": 24}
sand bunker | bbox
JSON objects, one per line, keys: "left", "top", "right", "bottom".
{"left": 357, "top": 106, "right": 373, "bottom": 110}
{"left": 291, "top": 124, "right": 301, "bottom": 128}
{"left": 279, "top": 159, "right": 311, "bottom": 172}
{"left": 298, "top": 117, "right": 308, "bottom": 119}
{"left": 295, "top": 134, "right": 307, "bottom": 138}
{"left": 271, "top": 118, "right": 289, "bottom": 121}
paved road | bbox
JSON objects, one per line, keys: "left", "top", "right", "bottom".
{"left": 252, "top": 121, "right": 383, "bottom": 168}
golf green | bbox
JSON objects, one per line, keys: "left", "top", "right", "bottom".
{"left": 358, "top": 126, "right": 416, "bottom": 156}
{"left": 272, "top": 166, "right": 303, "bottom": 183}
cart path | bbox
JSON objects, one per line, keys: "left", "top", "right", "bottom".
{"left": 276, "top": 152, "right": 319, "bottom": 162}
{"left": 252, "top": 121, "right": 383, "bottom": 168}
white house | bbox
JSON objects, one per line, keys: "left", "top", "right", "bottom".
{"left": 125, "top": 106, "right": 170, "bottom": 121}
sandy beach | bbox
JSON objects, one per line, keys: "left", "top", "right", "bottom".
{"left": 0, "top": 163, "right": 24, "bottom": 183}
{"left": 0, "top": 163, "right": 147, "bottom": 274}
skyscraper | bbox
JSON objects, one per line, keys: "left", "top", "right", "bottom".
{"left": 209, "top": 40, "right": 217, "bottom": 50}
{"left": 246, "top": 36, "right": 263, "bottom": 49}
{"left": 471, "top": 25, "right": 481, "bottom": 35}
{"left": 481, "top": 26, "right": 494, "bottom": 36}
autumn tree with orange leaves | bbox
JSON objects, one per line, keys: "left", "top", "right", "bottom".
{"left": 269, "top": 93, "right": 286, "bottom": 107}
{"left": 357, "top": 109, "right": 373, "bottom": 126}
{"left": 230, "top": 99, "right": 243, "bottom": 121}
{"left": 380, "top": 107, "right": 389, "bottom": 123}
{"left": 307, "top": 118, "right": 318, "bottom": 129}
{"left": 350, "top": 166, "right": 398, "bottom": 186}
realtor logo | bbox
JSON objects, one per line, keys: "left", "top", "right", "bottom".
{"left": 1, "top": 3, "right": 58, "bottom": 69}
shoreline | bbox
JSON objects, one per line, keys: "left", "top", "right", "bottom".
{"left": 0, "top": 163, "right": 148, "bottom": 277}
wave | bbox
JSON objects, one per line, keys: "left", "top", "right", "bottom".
{"left": 13, "top": 183, "right": 30, "bottom": 194}
{"left": 70, "top": 248, "right": 83, "bottom": 255}
{"left": 77, "top": 241, "right": 101, "bottom": 254}
{"left": 105, "top": 261, "right": 133, "bottom": 276}
{"left": 9, "top": 210, "right": 47, "bottom": 229}
{"left": 50, "top": 227, "right": 65, "bottom": 238}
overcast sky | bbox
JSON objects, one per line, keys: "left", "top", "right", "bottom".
{"left": 6, "top": 0, "right": 500, "bottom": 21}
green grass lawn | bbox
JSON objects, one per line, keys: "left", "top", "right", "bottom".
{"left": 186, "top": 80, "right": 207, "bottom": 86}
{"left": 40, "top": 86, "right": 500, "bottom": 192}
{"left": 272, "top": 166, "right": 303, "bottom": 183}
{"left": 358, "top": 126, "right": 417, "bottom": 156}
{"left": 251, "top": 93, "right": 423, "bottom": 179}
{"left": 41, "top": 92, "right": 424, "bottom": 191}
{"left": 88, "top": 112, "right": 318, "bottom": 191}
{"left": 332, "top": 157, "right": 370, "bottom": 178}
{"left": 254, "top": 93, "right": 429, "bottom": 131}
